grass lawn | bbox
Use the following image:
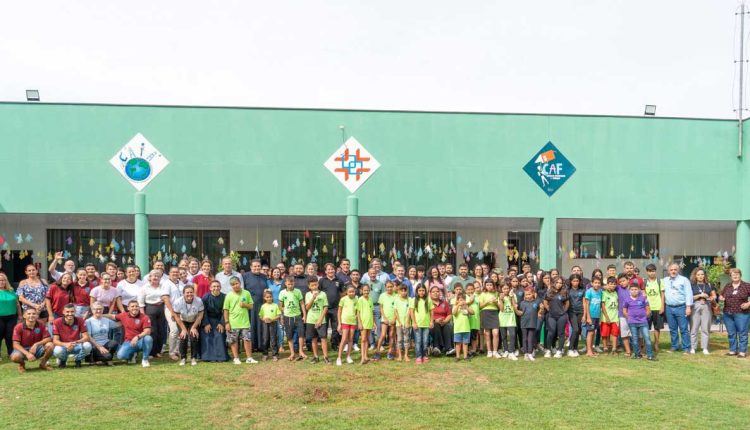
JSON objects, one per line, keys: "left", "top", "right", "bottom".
{"left": 1, "top": 333, "right": 748, "bottom": 429}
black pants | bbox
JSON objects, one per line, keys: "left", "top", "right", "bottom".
{"left": 262, "top": 321, "right": 279, "bottom": 357}
{"left": 515, "top": 316, "right": 523, "bottom": 350}
{"left": 546, "top": 314, "right": 569, "bottom": 351}
{"left": 500, "top": 327, "right": 517, "bottom": 353}
{"left": 179, "top": 332, "right": 200, "bottom": 359}
{"left": 0, "top": 314, "right": 17, "bottom": 357}
{"left": 569, "top": 312, "right": 583, "bottom": 351}
{"left": 326, "top": 308, "right": 340, "bottom": 349}
{"left": 522, "top": 328, "right": 536, "bottom": 354}
{"left": 430, "top": 323, "right": 453, "bottom": 352}
{"left": 91, "top": 340, "right": 119, "bottom": 362}
{"left": 144, "top": 303, "right": 166, "bottom": 357}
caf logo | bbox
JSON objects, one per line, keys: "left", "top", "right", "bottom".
{"left": 135, "top": 319, "right": 141, "bottom": 325}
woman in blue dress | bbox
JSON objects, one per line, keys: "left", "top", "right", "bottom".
{"left": 200, "top": 280, "right": 228, "bottom": 362}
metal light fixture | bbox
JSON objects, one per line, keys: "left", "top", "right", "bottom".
{"left": 644, "top": 105, "right": 656, "bottom": 116}
{"left": 26, "top": 90, "right": 40, "bottom": 101}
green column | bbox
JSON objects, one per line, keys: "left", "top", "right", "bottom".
{"left": 736, "top": 220, "right": 750, "bottom": 277}
{"left": 346, "top": 195, "right": 359, "bottom": 271}
{"left": 539, "top": 216, "right": 557, "bottom": 271}
{"left": 134, "top": 192, "right": 150, "bottom": 273}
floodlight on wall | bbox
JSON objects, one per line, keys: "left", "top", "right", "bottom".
{"left": 26, "top": 90, "right": 40, "bottom": 101}
{"left": 644, "top": 105, "right": 656, "bottom": 116}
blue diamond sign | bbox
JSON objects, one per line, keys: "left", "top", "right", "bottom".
{"left": 523, "top": 141, "right": 575, "bottom": 196}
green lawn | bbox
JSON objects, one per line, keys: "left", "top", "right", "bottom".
{"left": 1, "top": 334, "right": 748, "bottom": 429}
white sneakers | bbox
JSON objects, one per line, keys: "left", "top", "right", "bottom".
{"left": 501, "top": 351, "right": 509, "bottom": 358}
{"left": 191, "top": 359, "right": 197, "bottom": 366}
{"left": 544, "top": 350, "right": 552, "bottom": 358}
{"left": 246, "top": 357, "right": 258, "bottom": 364}
{"left": 493, "top": 351, "right": 502, "bottom": 359}
{"left": 179, "top": 359, "right": 186, "bottom": 366}
{"left": 141, "top": 360, "right": 150, "bottom": 368}
{"left": 690, "top": 349, "right": 696, "bottom": 354}
{"left": 233, "top": 357, "right": 242, "bottom": 365}
{"left": 346, "top": 356, "right": 354, "bottom": 364}
{"left": 553, "top": 351, "right": 563, "bottom": 359}
{"left": 354, "top": 344, "right": 360, "bottom": 352}
{"left": 567, "top": 350, "right": 580, "bottom": 357}
{"left": 702, "top": 349, "right": 710, "bottom": 355}
{"left": 336, "top": 358, "right": 342, "bottom": 366}
{"left": 594, "top": 346, "right": 603, "bottom": 353}
{"left": 508, "top": 353, "right": 518, "bottom": 361}
{"left": 487, "top": 351, "right": 493, "bottom": 358}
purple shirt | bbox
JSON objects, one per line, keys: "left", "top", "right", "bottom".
{"left": 616, "top": 285, "right": 631, "bottom": 318}
{"left": 622, "top": 293, "right": 649, "bottom": 324}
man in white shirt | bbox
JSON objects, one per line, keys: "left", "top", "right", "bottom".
{"left": 161, "top": 266, "right": 184, "bottom": 360}
{"left": 215, "top": 256, "right": 243, "bottom": 294}
{"left": 48, "top": 252, "right": 77, "bottom": 282}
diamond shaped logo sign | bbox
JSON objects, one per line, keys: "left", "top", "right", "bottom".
{"left": 324, "top": 137, "right": 381, "bottom": 193}
{"left": 109, "top": 133, "right": 170, "bottom": 191}
{"left": 523, "top": 141, "right": 576, "bottom": 197}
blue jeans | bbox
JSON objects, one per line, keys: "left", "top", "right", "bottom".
{"left": 724, "top": 313, "right": 750, "bottom": 353}
{"left": 629, "top": 323, "right": 653, "bottom": 358}
{"left": 414, "top": 328, "right": 429, "bottom": 358}
{"left": 116, "top": 336, "right": 154, "bottom": 360}
{"left": 665, "top": 304, "right": 690, "bottom": 351}
{"left": 53, "top": 342, "right": 92, "bottom": 363}
{"left": 370, "top": 305, "right": 382, "bottom": 346}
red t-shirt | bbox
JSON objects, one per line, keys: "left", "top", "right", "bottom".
{"left": 52, "top": 316, "right": 87, "bottom": 342}
{"left": 628, "top": 275, "right": 645, "bottom": 290}
{"left": 431, "top": 299, "right": 452, "bottom": 320}
{"left": 12, "top": 321, "right": 50, "bottom": 348}
{"left": 73, "top": 283, "right": 92, "bottom": 306}
{"left": 116, "top": 312, "right": 151, "bottom": 341}
{"left": 46, "top": 284, "right": 73, "bottom": 316}
{"left": 193, "top": 273, "right": 212, "bottom": 299}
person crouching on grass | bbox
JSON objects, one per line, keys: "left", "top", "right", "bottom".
{"left": 10, "top": 307, "right": 54, "bottom": 373}
{"left": 223, "top": 276, "right": 257, "bottom": 365}
{"left": 355, "top": 284, "right": 374, "bottom": 364}
{"left": 452, "top": 293, "right": 473, "bottom": 361}
{"left": 336, "top": 285, "right": 357, "bottom": 366}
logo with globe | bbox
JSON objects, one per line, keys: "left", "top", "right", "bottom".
{"left": 125, "top": 158, "right": 151, "bottom": 182}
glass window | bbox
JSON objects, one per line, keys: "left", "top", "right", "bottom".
{"left": 573, "top": 233, "right": 659, "bottom": 259}
{"left": 281, "top": 230, "right": 345, "bottom": 270}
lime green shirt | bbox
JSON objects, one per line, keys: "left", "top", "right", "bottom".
{"left": 305, "top": 291, "right": 328, "bottom": 325}
{"left": 259, "top": 303, "right": 281, "bottom": 321}
{"left": 479, "top": 292, "right": 499, "bottom": 310}
{"left": 223, "top": 290, "right": 253, "bottom": 329}
{"left": 601, "top": 290, "right": 619, "bottom": 323}
{"left": 467, "top": 294, "right": 480, "bottom": 330}
{"left": 279, "top": 288, "right": 304, "bottom": 317}
{"left": 452, "top": 302, "right": 471, "bottom": 334}
{"left": 356, "top": 296, "right": 374, "bottom": 330}
{"left": 498, "top": 296, "right": 517, "bottom": 327}
{"left": 339, "top": 295, "right": 358, "bottom": 325}
{"left": 409, "top": 297, "right": 433, "bottom": 328}
{"left": 393, "top": 296, "right": 411, "bottom": 327}
{"left": 379, "top": 292, "right": 396, "bottom": 323}
{"left": 644, "top": 279, "right": 663, "bottom": 312}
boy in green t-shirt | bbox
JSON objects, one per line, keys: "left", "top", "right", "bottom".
{"left": 643, "top": 264, "right": 665, "bottom": 352}
{"left": 600, "top": 277, "right": 620, "bottom": 355}
{"left": 304, "top": 279, "right": 329, "bottom": 364}
{"left": 279, "top": 276, "right": 307, "bottom": 361}
{"left": 259, "top": 290, "right": 281, "bottom": 361}
{"left": 392, "top": 284, "right": 411, "bottom": 362}
{"left": 374, "top": 280, "right": 396, "bottom": 361}
{"left": 223, "top": 276, "right": 257, "bottom": 364}
{"left": 452, "top": 293, "right": 474, "bottom": 361}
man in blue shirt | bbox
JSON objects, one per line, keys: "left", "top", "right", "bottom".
{"left": 663, "top": 263, "right": 693, "bottom": 353}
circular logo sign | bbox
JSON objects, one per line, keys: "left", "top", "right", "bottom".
{"left": 125, "top": 158, "right": 152, "bottom": 182}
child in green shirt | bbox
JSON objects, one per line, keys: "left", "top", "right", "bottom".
{"left": 259, "top": 290, "right": 281, "bottom": 361}
{"left": 410, "top": 284, "right": 433, "bottom": 364}
{"left": 337, "top": 285, "right": 358, "bottom": 366}
{"left": 304, "top": 279, "right": 329, "bottom": 364}
{"left": 356, "top": 284, "right": 374, "bottom": 364}
{"left": 278, "top": 276, "right": 307, "bottom": 362}
{"left": 452, "top": 292, "right": 474, "bottom": 361}
{"left": 223, "top": 276, "right": 256, "bottom": 364}
{"left": 374, "top": 280, "right": 396, "bottom": 361}
{"left": 393, "top": 284, "right": 411, "bottom": 362}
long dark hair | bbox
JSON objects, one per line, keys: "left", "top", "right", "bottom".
{"left": 60, "top": 272, "right": 75, "bottom": 303}
{"left": 415, "top": 284, "right": 429, "bottom": 314}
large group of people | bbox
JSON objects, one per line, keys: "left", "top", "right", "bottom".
{"left": 1, "top": 253, "right": 749, "bottom": 373}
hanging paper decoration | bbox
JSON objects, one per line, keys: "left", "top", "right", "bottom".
{"left": 483, "top": 240, "right": 489, "bottom": 253}
{"left": 217, "top": 237, "right": 225, "bottom": 245}
{"left": 291, "top": 257, "right": 297, "bottom": 265}
{"left": 281, "top": 249, "right": 287, "bottom": 257}
{"left": 46, "top": 252, "right": 53, "bottom": 262}
{"left": 641, "top": 248, "right": 647, "bottom": 257}
{"left": 64, "top": 236, "right": 73, "bottom": 246}
{"left": 156, "top": 250, "right": 162, "bottom": 260}
{"left": 272, "top": 240, "right": 279, "bottom": 248}
{"left": 221, "top": 248, "right": 227, "bottom": 256}
{"left": 417, "top": 249, "right": 423, "bottom": 259}
{"left": 110, "top": 252, "right": 116, "bottom": 261}
{"left": 322, "top": 244, "right": 328, "bottom": 254}
{"left": 361, "top": 252, "right": 366, "bottom": 258}
{"left": 181, "top": 244, "right": 187, "bottom": 253}
{"left": 466, "top": 241, "right": 472, "bottom": 249}
{"left": 331, "top": 234, "right": 335, "bottom": 244}
{"left": 502, "top": 240, "right": 508, "bottom": 247}
{"left": 477, "top": 251, "right": 484, "bottom": 260}
{"left": 609, "top": 245, "right": 615, "bottom": 257}
{"left": 242, "top": 256, "right": 248, "bottom": 266}
{"left": 424, "top": 245, "right": 432, "bottom": 254}
{"left": 191, "top": 240, "right": 197, "bottom": 249}
{"left": 24, "top": 234, "right": 32, "bottom": 243}
{"left": 172, "top": 236, "right": 177, "bottom": 244}
{"left": 379, "top": 243, "right": 386, "bottom": 253}
{"left": 456, "top": 235, "right": 463, "bottom": 245}
{"left": 239, "top": 239, "right": 245, "bottom": 246}
{"left": 295, "top": 238, "right": 300, "bottom": 247}
{"left": 313, "top": 249, "right": 319, "bottom": 257}
{"left": 595, "top": 250, "right": 601, "bottom": 260}
{"left": 568, "top": 250, "right": 576, "bottom": 259}
{"left": 361, "top": 242, "right": 366, "bottom": 251}
{"left": 3, "top": 252, "right": 10, "bottom": 261}
{"left": 307, "top": 249, "right": 312, "bottom": 257}
{"left": 14, "top": 234, "right": 22, "bottom": 244}
{"left": 630, "top": 244, "right": 635, "bottom": 252}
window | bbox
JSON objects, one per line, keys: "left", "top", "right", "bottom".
{"left": 48, "top": 229, "right": 228, "bottom": 272}
{"left": 573, "top": 233, "right": 659, "bottom": 259}
{"left": 281, "top": 230, "right": 345, "bottom": 270}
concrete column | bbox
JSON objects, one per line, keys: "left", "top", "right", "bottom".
{"left": 346, "top": 195, "right": 359, "bottom": 271}
{"left": 134, "top": 192, "right": 150, "bottom": 273}
{"left": 539, "top": 216, "right": 557, "bottom": 271}
{"left": 736, "top": 220, "right": 750, "bottom": 277}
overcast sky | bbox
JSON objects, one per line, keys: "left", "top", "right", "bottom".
{"left": 0, "top": 1, "right": 745, "bottom": 118}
